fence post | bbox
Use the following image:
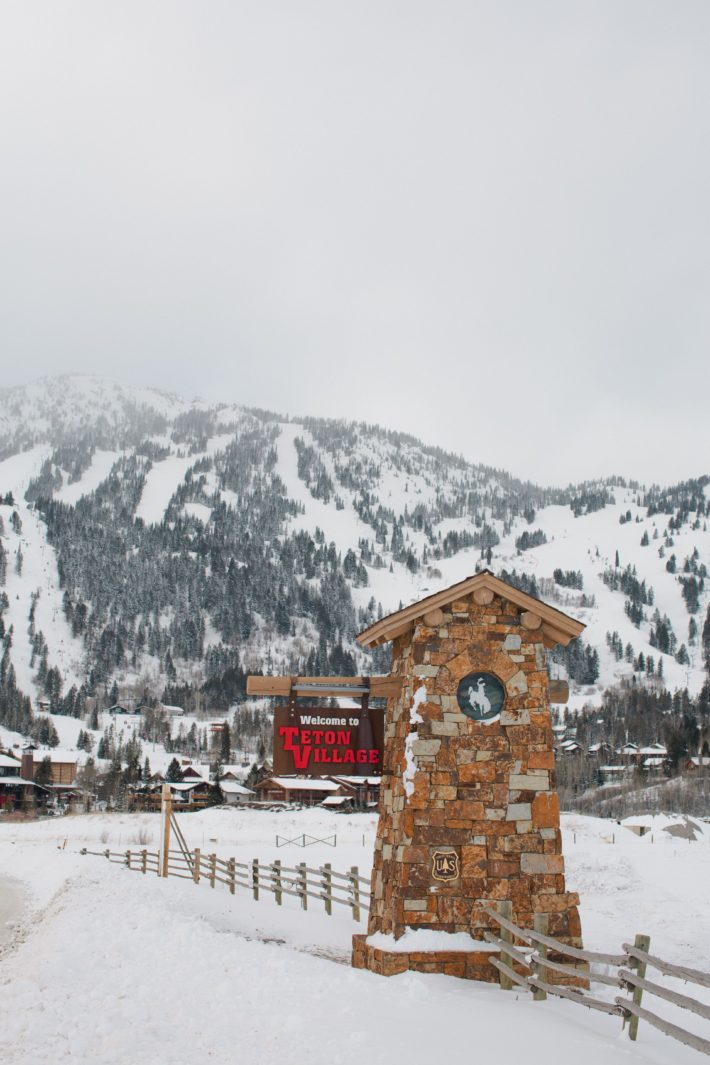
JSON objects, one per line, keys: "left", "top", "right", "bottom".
{"left": 273, "top": 860, "right": 282, "bottom": 905}
{"left": 126, "top": 849, "right": 131, "bottom": 869}
{"left": 104, "top": 848, "right": 110, "bottom": 860}
{"left": 350, "top": 866, "right": 361, "bottom": 922}
{"left": 228, "top": 858, "right": 236, "bottom": 895}
{"left": 252, "top": 859, "right": 259, "bottom": 900}
{"left": 532, "top": 913, "right": 548, "bottom": 1000}
{"left": 499, "top": 901, "right": 514, "bottom": 991}
{"left": 141, "top": 849, "right": 147, "bottom": 874}
{"left": 322, "top": 863, "right": 332, "bottom": 916}
{"left": 160, "top": 783, "right": 172, "bottom": 878}
{"left": 627, "top": 934, "right": 651, "bottom": 1041}
{"left": 299, "top": 862, "right": 308, "bottom": 910}
{"left": 193, "top": 847, "right": 201, "bottom": 884}
{"left": 209, "top": 853, "right": 216, "bottom": 889}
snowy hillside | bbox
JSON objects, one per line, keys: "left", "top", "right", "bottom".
{"left": 0, "top": 375, "right": 708, "bottom": 751}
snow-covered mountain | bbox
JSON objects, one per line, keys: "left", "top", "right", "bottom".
{"left": 0, "top": 375, "right": 708, "bottom": 726}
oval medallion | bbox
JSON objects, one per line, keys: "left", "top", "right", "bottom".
{"left": 456, "top": 671, "right": 506, "bottom": 724}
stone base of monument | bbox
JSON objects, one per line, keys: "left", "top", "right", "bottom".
{"left": 352, "top": 933, "right": 590, "bottom": 987}
{"left": 352, "top": 934, "right": 501, "bottom": 982}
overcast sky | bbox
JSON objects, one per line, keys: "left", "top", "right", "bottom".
{"left": 1, "top": 2, "right": 709, "bottom": 486}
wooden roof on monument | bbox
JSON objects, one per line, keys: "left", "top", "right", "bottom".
{"left": 356, "top": 570, "right": 585, "bottom": 650}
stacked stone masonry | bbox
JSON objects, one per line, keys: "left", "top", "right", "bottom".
{"left": 354, "top": 589, "right": 583, "bottom": 982}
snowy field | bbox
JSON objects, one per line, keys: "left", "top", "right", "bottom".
{"left": 1, "top": 809, "right": 709, "bottom": 1064}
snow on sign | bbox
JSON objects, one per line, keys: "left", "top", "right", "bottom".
{"left": 273, "top": 706, "right": 384, "bottom": 776}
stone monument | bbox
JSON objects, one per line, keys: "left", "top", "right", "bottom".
{"left": 352, "top": 570, "right": 585, "bottom": 982}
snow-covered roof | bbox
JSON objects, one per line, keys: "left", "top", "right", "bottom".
{"left": 168, "top": 780, "right": 210, "bottom": 792}
{"left": 31, "top": 749, "right": 78, "bottom": 764}
{"left": 688, "top": 756, "right": 710, "bottom": 767}
{"left": 160, "top": 704, "right": 185, "bottom": 715}
{"left": 0, "top": 753, "right": 20, "bottom": 768}
{"left": 642, "top": 757, "right": 665, "bottom": 767}
{"left": 0, "top": 776, "right": 47, "bottom": 789}
{"left": 330, "top": 775, "right": 382, "bottom": 786}
{"left": 257, "top": 777, "right": 341, "bottom": 792}
{"left": 220, "top": 781, "right": 253, "bottom": 795}
{"left": 321, "top": 795, "right": 352, "bottom": 806}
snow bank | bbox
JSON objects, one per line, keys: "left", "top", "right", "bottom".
{"left": 366, "top": 929, "right": 498, "bottom": 953}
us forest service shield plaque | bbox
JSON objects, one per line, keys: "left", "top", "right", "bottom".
{"left": 431, "top": 850, "right": 460, "bottom": 882}
{"left": 456, "top": 671, "right": 505, "bottom": 724}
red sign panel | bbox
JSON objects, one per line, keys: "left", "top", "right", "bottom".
{"left": 273, "top": 706, "right": 384, "bottom": 776}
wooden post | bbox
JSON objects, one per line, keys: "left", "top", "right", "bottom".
{"left": 209, "top": 853, "right": 216, "bottom": 889}
{"left": 141, "top": 849, "right": 147, "bottom": 874}
{"left": 228, "top": 857, "right": 236, "bottom": 895}
{"left": 322, "top": 863, "right": 332, "bottom": 915}
{"left": 299, "top": 862, "right": 307, "bottom": 910}
{"left": 252, "top": 859, "right": 259, "bottom": 900}
{"left": 350, "top": 866, "right": 361, "bottom": 922}
{"left": 126, "top": 849, "right": 131, "bottom": 869}
{"left": 499, "top": 901, "right": 514, "bottom": 991}
{"left": 193, "top": 847, "right": 201, "bottom": 884}
{"left": 273, "top": 860, "right": 282, "bottom": 905}
{"left": 160, "top": 783, "right": 172, "bottom": 878}
{"left": 628, "top": 934, "right": 651, "bottom": 1041}
{"left": 532, "top": 913, "right": 548, "bottom": 1000}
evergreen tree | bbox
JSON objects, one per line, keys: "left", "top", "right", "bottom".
{"left": 34, "top": 755, "right": 53, "bottom": 789}
{"left": 165, "top": 757, "right": 183, "bottom": 782}
{"left": 219, "top": 721, "right": 231, "bottom": 763}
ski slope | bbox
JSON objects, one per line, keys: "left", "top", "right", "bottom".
{"left": 1, "top": 502, "right": 86, "bottom": 697}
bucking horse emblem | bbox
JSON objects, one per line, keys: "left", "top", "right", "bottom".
{"left": 467, "top": 677, "right": 492, "bottom": 717}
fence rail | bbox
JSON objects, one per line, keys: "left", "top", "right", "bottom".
{"left": 484, "top": 905, "right": 710, "bottom": 1057}
{"left": 79, "top": 846, "right": 369, "bottom": 921}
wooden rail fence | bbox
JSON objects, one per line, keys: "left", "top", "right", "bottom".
{"left": 484, "top": 904, "right": 710, "bottom": 1057}
{"left": 79, "top": 847, "right": 370, "bottom": 922}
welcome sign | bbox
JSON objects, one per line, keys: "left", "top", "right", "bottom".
{"left": 273, "top": 706, "right": 384, "bottom": 776}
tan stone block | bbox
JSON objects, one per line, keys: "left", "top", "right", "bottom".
{"left": 430, "top": 721, "right": 460, "bottom": 736}
{"left": 508, "top": 773, "right": 549, "bottom": 791}
{"left": 520, "top": 853, "right": 564, "bottom": 875}
{"left": 505, "top": 802, "right": 532, "bottom": 821}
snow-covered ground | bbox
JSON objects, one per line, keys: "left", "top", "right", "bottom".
{"left": 1, "top": 809, "right": 708, "bottom": 1064}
